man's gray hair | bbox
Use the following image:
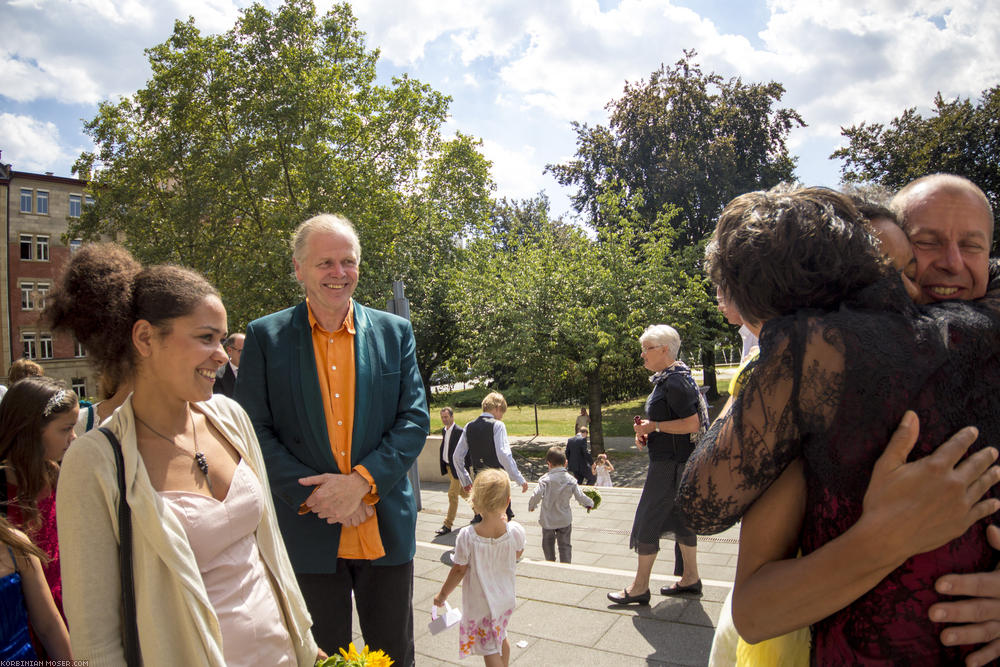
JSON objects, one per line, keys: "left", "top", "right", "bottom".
{"left": 292, "top": 213, "right": 362, "bottom": 263}
{"left": 639, "top": 324, "right": 681, "bottom": 359}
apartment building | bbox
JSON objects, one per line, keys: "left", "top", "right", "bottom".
{"left": 1, "top": 159, "right": 100, "bottom": 398}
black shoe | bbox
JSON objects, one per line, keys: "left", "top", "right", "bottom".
{"left": 661, "top": 580, "right": 702, "bottom": 596}
{"left": 470, "top": 515, "right": 483, "bottom": 524}
{"left": 607, "top": 588, "right": 650, "bottom": 605}
{"left": 435, "top": 525, "right": 452, "bottom": 536}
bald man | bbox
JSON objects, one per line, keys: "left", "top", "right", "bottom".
{"left": 888, "top": 175, "right": 1000, "bottom": 663}
{"left": 891, "top": 174, "right": 995, "bottom": 303}
{"left": 213, "top": 333, "right": 245, "bottom": 398}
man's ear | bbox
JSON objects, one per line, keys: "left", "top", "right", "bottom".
{"left": 132, "top": 319, "right": 155, "bottom": 358}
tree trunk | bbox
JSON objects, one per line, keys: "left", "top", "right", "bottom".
{"left": 588, "top": 371, "right": 605, "bottom": 455}
{"left": 701, "top": 346, "right": 719, "bottom": 401}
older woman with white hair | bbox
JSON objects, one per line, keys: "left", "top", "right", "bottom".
{"left": 608, "top": 325, "right": 708, "bottom": 605}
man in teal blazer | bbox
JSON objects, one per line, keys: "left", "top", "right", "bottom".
{"left": 236, "top": 214, "right": 429, "bottom": 665}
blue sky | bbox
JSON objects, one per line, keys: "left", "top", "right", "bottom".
{"left": 3, "top": 0, "right": 999, "bottom": 221}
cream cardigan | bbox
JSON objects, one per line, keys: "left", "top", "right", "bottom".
{"left": 57, "top": 395, "right": 318, "bottom": 666}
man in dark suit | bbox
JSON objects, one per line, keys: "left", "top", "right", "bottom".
{"left": 566, "top": 426, "right": 594, "bottom": 485}
{"left": 236, "top": 214, "right": 429, "bottom": 666}
{"left": 212, "top": 333, "right": 244, "bottom": 397}
{"left": 436, "top": 407, "right": 469, "bottom": 536}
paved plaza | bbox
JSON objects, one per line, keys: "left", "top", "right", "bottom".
{"left": 393, "top": 481, "right": 740, "bottom": 665}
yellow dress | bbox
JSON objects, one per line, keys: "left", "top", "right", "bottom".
{"left": 735, "top": 627, "right": 810, "bottom": 666}
{"left": 730, "top": 348, "right": 811, "bottom": 666}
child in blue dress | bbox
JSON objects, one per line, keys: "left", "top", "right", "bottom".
{"left": 0, "top": 516, "right": 71, "bottom": 660}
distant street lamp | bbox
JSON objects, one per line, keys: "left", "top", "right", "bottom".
{"left": 386, "top": 280, "right": 421, "bottom": 511}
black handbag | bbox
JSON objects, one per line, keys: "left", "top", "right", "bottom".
{"left": 98, "top": 427, "right": 141, "bottom": 667}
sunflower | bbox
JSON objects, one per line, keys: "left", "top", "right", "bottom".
{"left": 317, "top": 643, "right": 394, "bottom": 667}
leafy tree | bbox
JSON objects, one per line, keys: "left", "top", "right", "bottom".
{"left": 457, "top": 189, "right": 708, "bottom": 452}
{"left": 833, "top": 87, "right": 1000, "bottom": 253}
{"left": 71, "top": 0, "right": 494, "bottom": 383}
{"left": 547, "top": 51, "right": 802, "bottom": 396}
{"left": 548, "top": 50, "right": 803, "bottom": 244}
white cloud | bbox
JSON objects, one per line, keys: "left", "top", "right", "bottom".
{"left": 479, "top": 139, "right": 545, "bottom": 201}
{"left": 0, "top": 114, "right": 78, "bottom": 171}
{"left": 351, "top": 0, "right": 488, "bottom": 64}
{"left": 759, "top": 1, "right": 1000, "bottom": 146}
{"left": 5, "top": 0, "right": 1000, "bottom": 195}
{"left": 1, "top": 0, "right": 248, "bottom": 104}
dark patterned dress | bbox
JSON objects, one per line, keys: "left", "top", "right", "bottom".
{"left": 678, "top": 274, "right": 1000, "bottom": 665}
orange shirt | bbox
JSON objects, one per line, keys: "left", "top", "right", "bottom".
{"left": 307, "top": 300, "right": 384, "bottom": 560}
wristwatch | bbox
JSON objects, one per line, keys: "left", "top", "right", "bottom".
{"left": 654, "top": 422, "right": 661, "bottom": 432}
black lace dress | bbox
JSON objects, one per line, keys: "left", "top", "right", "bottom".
{"left": 678, "top": 275, "right": 1000, "bottom": 664}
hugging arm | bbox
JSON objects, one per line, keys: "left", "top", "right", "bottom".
{"left": 677, "top": 325, "right": 807, "bottom": 534}
{"left": 733, "top": 413, "right": 1000, "bottom": 643}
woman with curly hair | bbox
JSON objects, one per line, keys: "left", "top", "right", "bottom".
{"left": 48, "top": 243, "right": 319, "bottom": 666}
{"left": 679, "top": 186, "right": 1000, "bottom": 664}
{"left": 0, "top": 376, "right": 79, "bottom": 615}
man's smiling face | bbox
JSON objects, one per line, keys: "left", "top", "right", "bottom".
{"left": 293, "top": 229, "right": 359, "bottom": 323}
{"left": 904, "top": 186, "right": 992, "bottom": 303}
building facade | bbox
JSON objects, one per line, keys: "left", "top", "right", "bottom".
{"left": 2, "top": 161, "right": 100, "bottom": 398}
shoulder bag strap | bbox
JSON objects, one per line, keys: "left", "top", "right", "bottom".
{"left": 98, "top": 426, "right": 141, "bottom": 667}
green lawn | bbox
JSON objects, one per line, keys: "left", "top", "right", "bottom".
{"left": 432, "top": 400, "right": 648, "bottom": 437}
{"left": 430, "top": 373, "right": 736, "bottom": 437}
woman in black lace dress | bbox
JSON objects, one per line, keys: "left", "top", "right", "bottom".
{"left": 607, "top": 325, "right": 708, "bottom": 605}
{"left": 678, "top": 187, "right": 1000, "bottom": 664}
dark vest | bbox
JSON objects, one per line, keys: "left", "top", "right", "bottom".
{"left": 466, "top": 415, "right": 502, "bottom": 473}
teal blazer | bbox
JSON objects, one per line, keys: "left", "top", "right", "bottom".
{"left": 236, "top": 300, "right": 429, "bottom": 572}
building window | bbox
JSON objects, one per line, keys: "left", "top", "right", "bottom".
{"left": 20, "top": 189, "right": 32, "bottom": 213}
{"left": 85, "top": 195, "right": 95, "bottom": 207}
{"left": 22, "top": 333, "right": 36, "bottom": 360}
{"left": 20, "top": 234, "right": 33, "bottom": 260}
{"left": 70, "top": 239, "right": 83, "bottom": 254}
{"left": 39, "top": 334, "right": 53, "bottom": 360}
{"left": 20, "top": 282, "right": 34, "bottom": 310}
{"left": 71, "top": 378, "right": 86, "bottom": 398}
{"left": 36, "top": 283, "right": 49, "bottom": 310}
{"left": 69, "top": 194, "right": 82, "bottom": 218}
{"left": 35, "top": 236, "right": 49, "bottom": 261}
{"left": 74, "top": 339, "right": 86, "bottom": 357}
{"left": 36, "top": 191, "right": 49, "bottom": 215}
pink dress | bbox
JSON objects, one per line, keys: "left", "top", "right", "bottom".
{"left": 5, "top": 484, "right": 61, "bottom": 615}
{"left": 160, "top": 460, "right": 295, "bottom": 666}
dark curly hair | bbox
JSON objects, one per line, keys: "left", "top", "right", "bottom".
{"left": 43, "top": 243, "right": 219, "bottom": 395}
{"left": 705, "top": 186, "right": 886, "bottom": 324}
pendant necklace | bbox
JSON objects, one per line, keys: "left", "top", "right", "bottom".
{"left": 134, "top": 407, "right": 213, "bottom": 494}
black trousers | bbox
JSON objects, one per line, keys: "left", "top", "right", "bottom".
{"left": 296, "top": 559, "right": 415, "bottom": 666}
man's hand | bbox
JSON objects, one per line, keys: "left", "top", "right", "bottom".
{"left": 521, "top": 482, "right": 529, "bottom": 493}
{"left": 463, "top": 484, "right": 472, "bottom": 494}
{"left": 341, "top": 502, "right": 375, "bottom": 527}
{"left": 298, "top": 471, "right": 370, "bottom": 524}
{"left": 860, "top": 411, "right": 1000, "bottom": 566}
{"left": 931, "top": 525, "right": 1000, "bottom": 667}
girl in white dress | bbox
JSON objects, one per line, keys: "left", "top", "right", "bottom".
{"left": 592, "top": 453, "right": 614, "bottom": 487}
{"left": 435, "top": 469, "right": 525, "bottom": 666}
